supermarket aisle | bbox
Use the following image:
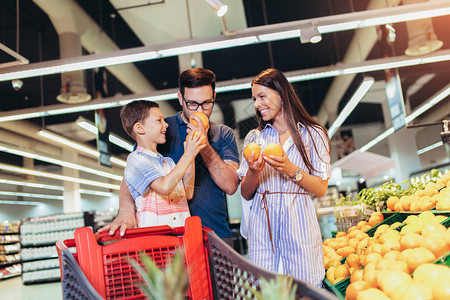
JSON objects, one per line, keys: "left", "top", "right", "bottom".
{"left": 1, "top": 277, "right": 62, "bottom": 300}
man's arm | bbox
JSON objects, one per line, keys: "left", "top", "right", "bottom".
{"left": 97, "top": 179, "right": 137, "bottom": 236}
{"left": 200, "top": 145, "right": 239, "bottom": 195}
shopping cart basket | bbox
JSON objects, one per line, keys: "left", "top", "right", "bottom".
{"left": 56, "top": 216, "right": 213, "bottom": 300}
{"left": 205, "top": 230, "right": 338, "bottom": 300}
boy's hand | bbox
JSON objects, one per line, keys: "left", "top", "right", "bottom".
{"left": 186, "top": 119, "right": 209, "bottom": 145}
{"left": 184, "top": 131, "right": 206, "bottom": 158}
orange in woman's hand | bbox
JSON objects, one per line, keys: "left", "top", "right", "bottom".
{"left": 263, "top": 143, "right": 283, "bottom": 158}
{"left": 243, "top": 142, "right": 261, "bottom": 160}
{"left": 186, "top": 131, "right": 206, "bottom": 145}
{"left": 189, "top": 112, "right": 209, "bottom": 129}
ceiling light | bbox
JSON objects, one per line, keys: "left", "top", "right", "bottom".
{"left": 360, "top": 84, "right": 450, "bottom": 152}
{"left": 417, "top": 141, "right": 444, "bottom": 155}
{"left": 0, "top": 191, "right": 63, "bottom": 200}
{"left": 38, "top": 129, "right": 127, "bottom": 167}
{"left": 75, "top": 117, "right": 134, "bottom": 152}
{"left": 0, "top": 163, "right": 120, "bottom": 190}
{"left": 300, "top": 23, "right": 322, "bottom": 44}
{"left": 0, "top": 1, "right": 446, "bottom": 82}
{"left": 0, "top": 49, "right": 449, "bottom": 123}
{"left": 0, "top": 144, "right": 122, "bottom": 181}
{"left": 0, "top": 178, "right": 115, "bottom": 196}
{"left": 205, "top": 0, "right": 228, "bottom": 17}
{"left": 0, "top": 200, "right": 40, "bottom": 205}
{"left": 157, "top": 36, "right": 258, "bottom": 57}
{"left": 328, "top": 77, "right": 374, "bottom": 138}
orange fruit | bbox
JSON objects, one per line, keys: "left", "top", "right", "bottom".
{"left": 336, "top": 231, "right": 347, "bottom": 238}
{"left": 390, "top": 282, "right": 432, "bottom": 300}
{"left": 350, "top": 268, "right": 364, "bottom": 283}
{"left": 368, "top": 216, "right": 382, "bottom": 227}
{"left": 186, "top": 131, "right": 206, "bottom": 145}
{"left": 243, "top": 142, "right": 261, "bottom": 161}
{"left": 356, "top": 288, "right": 390, "bottom": 300}
{"left": 357, "top": 221, "right": 368, "bottom": 229}
{"left": 400, "top": 233, "right": 423, "bottom": 251}
{"left": 377, "top": 270, "right": 413, "bottom": 296}
{"left": 345, "top": 281, "right": 371, "bottom": 300}
{"left": 387, "top": 196, "right": 400, "bottom": 211}
{"left": 419, "top": 235, "right": 449, "bottom": 258}
{"left": 263, "top": 143, "right": 283, "bottom": 158}
{"left": 189, "top": 112, "right": 209, "bottom": 128}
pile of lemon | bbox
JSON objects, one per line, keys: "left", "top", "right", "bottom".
{"left": 342, "top": 211, "right": 450, "bottom": 300}
{"left": 386, "top": 172, "right": 450, "bottom": 211}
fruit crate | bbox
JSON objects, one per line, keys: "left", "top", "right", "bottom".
{"left": 56, "top": 216, "right": 213, "bottom": 300}
{"left": 323, "top": 276, "right": 349, "bottom": 300}
{"left": 365, "top": 212, "right": 405, "bottom": 237}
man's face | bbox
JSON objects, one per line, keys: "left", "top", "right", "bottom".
{"left": 178, "top": 85, "right": 215, "bottom": 121}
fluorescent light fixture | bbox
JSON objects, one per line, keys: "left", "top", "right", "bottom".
{"left": 328, "top": 77, "right": 375, "bottom": 138}
{"left": 0, "top": 144, "right": 122, "bottom": 181}
{"left": 79, "top": 189, "right": 116, "bottom": 197}
{"left": 417, "top": 141, "right": 444, "bottom": 155}
{"left": 75, "top": 118, "right": 134, "bottom": 152}
{"left": 157, "top": 36, "right": 258, "bottom": 57}
{"left": 0, "top": 51, "right": 158, "bottom": 81}
{"left": 0, "top": 191, "right": 63, "bottom": 200}
{"left": 205, "top": 0, "right": 228, "bottom": 17}
{"left": 0, "top": 200, "right": 41, "bottom": 205}
{"left": 0, "top": 163, "right": 120, "bottom": 190}
{"left": 38, "top": 130, "right": 127, "bottom": 167}
{"left": 0, "top": 49, "right": 449, "bottom": 123}
{"left": 0, "top": 1, "right": 447, "bottom": 83}
{"left": 360, "top": 84, "right": 450, "bottom": 152}
{"left": 0, "top": 178, "right": 116, "bottom": 196}
{"left": 258, "top": 30, "right": 300, "bottom": 42}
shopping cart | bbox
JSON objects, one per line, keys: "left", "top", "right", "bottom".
{"left": 56, "top": 216, "right": 212, "bottom": 300}
{"left": 57, "top": 216, "right": 337, "bottom": 300}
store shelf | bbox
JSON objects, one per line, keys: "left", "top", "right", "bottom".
{"left": 0, "top": 263, "right": 21, "bottom": 281}
{"left": 19, "top": 212, "right": 89, "bottom": 285}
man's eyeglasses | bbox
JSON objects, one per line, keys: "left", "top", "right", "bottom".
{"left": 182, "top": 96, "right": 214, "bottom": 111}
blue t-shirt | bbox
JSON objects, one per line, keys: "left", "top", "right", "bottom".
{"left": 157, "top": 112, "right": 239, "bottom": 238}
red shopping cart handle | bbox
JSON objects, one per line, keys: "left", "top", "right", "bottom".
{"left": 94, "top": 224, "right": 186, "bottom": 242}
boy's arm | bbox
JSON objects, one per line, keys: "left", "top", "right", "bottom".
{"left": 97, "top": 179, "right": 137, "bottom": 236}
{"left": 183, "top": 160, "right": 195, "bottom": 200}
{"left": 150, "top": 154, "right": 194, "bottom": 195}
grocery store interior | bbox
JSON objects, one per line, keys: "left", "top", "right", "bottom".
{"left": 0, "top": 0, "right": 449, "bottom": 299}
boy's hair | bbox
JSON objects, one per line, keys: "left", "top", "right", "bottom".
{"left": 179, "top": 68, "right": 216, "bottom": 98}
{"left": 120, "top": 100, "right": 159, "bottom": 139}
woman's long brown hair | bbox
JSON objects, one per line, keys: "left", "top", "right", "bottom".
{"left": 252, "top": 68, "right": 330, "bottom": 173}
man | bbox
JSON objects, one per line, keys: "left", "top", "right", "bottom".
{"left": 99, "top": 68, "right": 240, "bottom": 244}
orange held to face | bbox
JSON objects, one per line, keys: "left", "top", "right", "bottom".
{"left": 189, "top": 112, "right": 209, "bottom": 129}
{"left": 263, "top": 143, "right": 283, "bottom": 158}
{"left": 186, "top": 131, "right": 206, "bottom": 145}
{"left": 243, "top": 142, "right": 261, "bottom": 160}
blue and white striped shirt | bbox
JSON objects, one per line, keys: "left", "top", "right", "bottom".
{"left": 238, "top": 123, "right": 330, "bottom": 287}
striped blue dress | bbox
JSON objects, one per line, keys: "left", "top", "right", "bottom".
{"left": 238, "top": 123, "right": 330, "bottom": 287}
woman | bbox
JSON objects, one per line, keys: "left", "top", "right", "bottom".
{"left": 239, "top": 68, "right": 330, "bottom": 287}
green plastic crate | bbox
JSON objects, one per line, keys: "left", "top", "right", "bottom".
{"left": 365, "top": 212, "right": 406, "bottom": 237}
{"left": 432, "top": 251, "right": 450, "bottom": 267}
{"left": 323, "top": 276, "right": 349, "bottom": 300}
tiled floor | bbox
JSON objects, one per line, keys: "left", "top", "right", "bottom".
{"left": 1, "top": 276, "right": 62, "bottom": 300}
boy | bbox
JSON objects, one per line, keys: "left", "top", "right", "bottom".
{"left": 120, "top": 100, "right": 205, "bottom": 227}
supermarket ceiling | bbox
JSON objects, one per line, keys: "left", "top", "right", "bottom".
{"left": 0, "top": 0, "right": 450, "bottom": 161}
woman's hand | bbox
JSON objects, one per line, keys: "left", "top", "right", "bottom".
{"left": 245, "top": 150, "right": 265, "bottom": 175}
{"left": 263, "top": 151, "right": 297, "bottom": 178}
